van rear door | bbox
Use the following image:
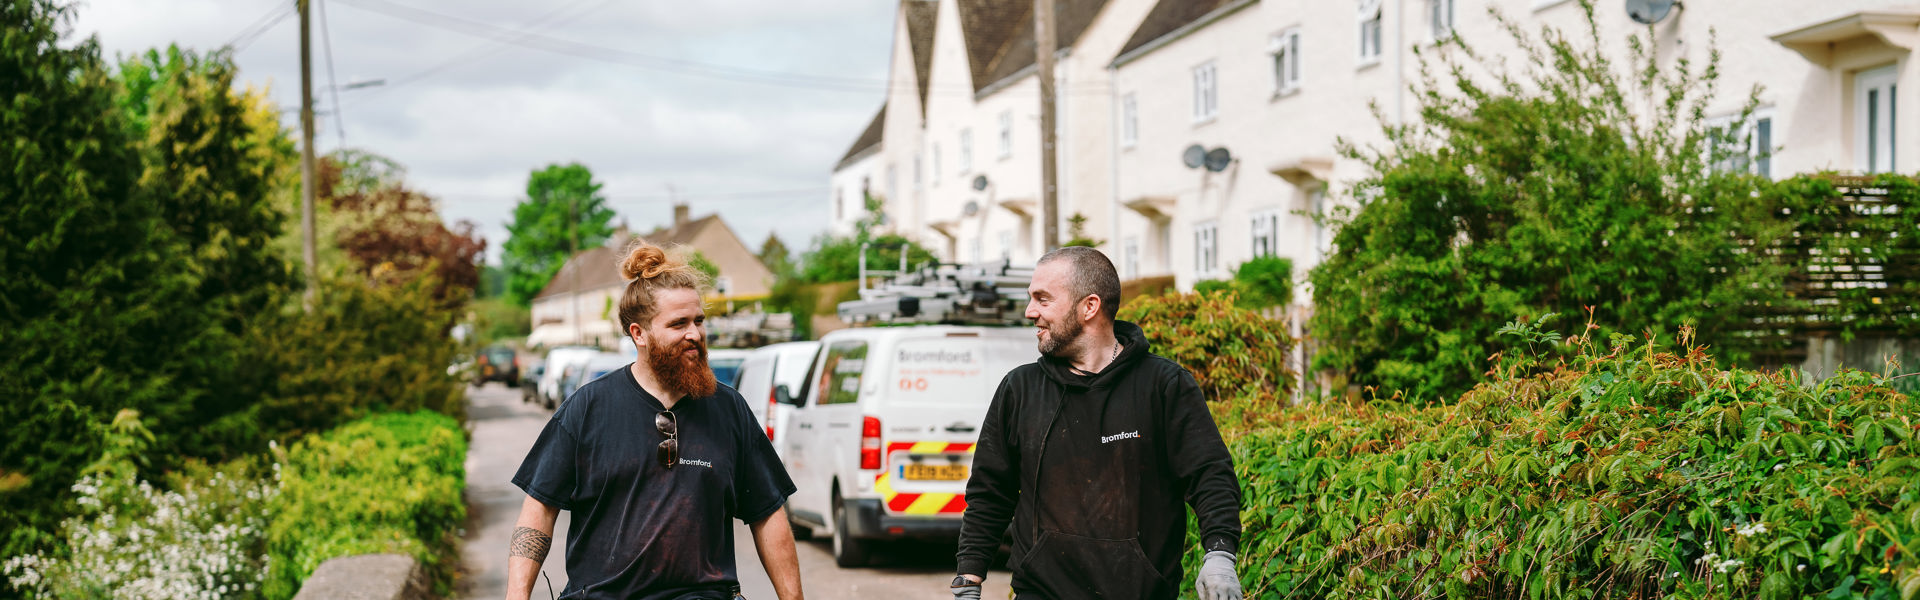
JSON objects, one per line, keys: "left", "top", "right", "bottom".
{"left": 873, "top": 330, "right": 1035, "bottom": 517}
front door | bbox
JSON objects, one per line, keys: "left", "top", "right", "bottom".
{"left": 1857, "top": 65, "right": 1898, "bottom": 174}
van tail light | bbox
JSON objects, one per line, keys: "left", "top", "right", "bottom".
{"left": 860, "top": 416, "right": 883, "bottom": 470}
{"left": 765, "top": 393, "right": 778, "bottom": 441}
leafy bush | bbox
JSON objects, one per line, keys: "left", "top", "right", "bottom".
{"left": 265, "top": 412, "right": 467, "bottom": 600}
{"left": 1232, "top": 256, "right": 1293, "bottom": 309}
{"left": 1308, "top": 0, "right": 1788, "bottom": 403}
{"left": 226, "top": 273, "right": 466, "bottom": 446}
{"left": 1211, "top": 330, "right": 1920, "bottom": 599}
{"left": 1119, "top": 290, "right": 1296, "bottom": 404}
{"left": 2, "top": 411, "right": 276, "bottom": 600}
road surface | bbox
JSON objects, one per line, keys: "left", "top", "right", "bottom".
{"left": 457, "top": 382, "right": 1011, "bottom": 600}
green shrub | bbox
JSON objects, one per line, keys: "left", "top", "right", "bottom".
{"left": 1119, "top": 290, "right": 1296, "bottom": 404}
{"left": 3, "top": 413, "right": 276, "bottom": 599}
{"left": 265, "top": 412, "right": 467, "bottom": 600}
{"left": 1211, "top": 331, "right": 1920, "bottom": 599}
{"left": 1232, "top": 256, "right": 1293, "bottom": 309}
{"left": 1308, "top": 0, "right": 1789, "bottom": 403}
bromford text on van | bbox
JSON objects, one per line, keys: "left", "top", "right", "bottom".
{"left": 779, "top": 325, "right": 1034, "bottom": 567}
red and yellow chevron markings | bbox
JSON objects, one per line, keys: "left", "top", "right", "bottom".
{"left": 873, "top": 441, "right": 976, "bottom": 515}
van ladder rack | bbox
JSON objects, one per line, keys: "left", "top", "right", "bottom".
{"left": 838, "top": 256, "right": 1035, "bottom": 326}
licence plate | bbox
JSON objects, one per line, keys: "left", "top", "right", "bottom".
{"left": 902, "top": 464, "right": 968, "bottom": 481}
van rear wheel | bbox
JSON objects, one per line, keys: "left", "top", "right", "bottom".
{"left": 831, "top": 491, "right": 870, "bottom": 568}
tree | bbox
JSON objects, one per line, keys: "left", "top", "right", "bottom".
{"left": 799, "top": 192, "right": 936, "bottom": 282}
{"left": 758, "top": 234, "right": 794, "bottom": 276}
{"left": 502, "top": 163, "right": 616, "bottom": 306}
{"left": 0, "top": 8, "right": 294, "bottom": 562}
{"left": 318, "top": 151, "right": 486, "bottom": 308}
{"left": 1307, "top": 1, "right": 1786, "bottom": 402}
{"left": 1061, "top": 212, "right": 1104, "bottom": 248}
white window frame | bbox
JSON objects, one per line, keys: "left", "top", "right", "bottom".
{"left": 968, "top": 237, "right": 983, "bottom": 263}
{"left": 885, "top": 165, "right": 897, "bottom": 204}
{"left": 913, "top": 153, "right": 923, "bottom": 189}
{"left": 1192, "top": 61, "right": 1219, "bottom": 123}
{"left": 1270, "top": 29, "right": 1302, "bottom": 96}
{"left": 1250, "top": 209, "right": 1281, "bottom": 258}
{"left": 959, "top": 129, "right": 973, "bottom": 174}
{"left": 1123, "top": 236, "right": 1140, "bottom": 280}
{"left": 998, "top": 111, "right": 1013, "bottom": 159}
{"left": 932, "top": 144, "right": 942, "bottom": 186}
{"left": 1358, "top": 0, "right": 1384, "bottom": 66}
{"left": 1194, "top": 222, "right": 1219, "bottom": 277}
{"left": 1857, "top": 65, "right": 1898, "bottom": 174}
{"left": 1121, "top": 93, "right": 1139, "bottom": 147}
{"left": 1429, "top": 0, "right": 1453, "bottom": 40}
{"left": 998, "top": 230, "right": 1014, "bottom": 259}
{"left": 1705, "top": 109, "right": 1777, "bottom": 179}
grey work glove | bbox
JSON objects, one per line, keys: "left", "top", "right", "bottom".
{"left": 1195, "top": 551, "right": 1243, "bottom": 600}
{"left": 950, "top": 575, "right": 981, "bottom": 600}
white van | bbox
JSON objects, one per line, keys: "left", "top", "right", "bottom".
{"left": 734, "top": 341, "right": 822, "bottom": 451}
{"left": 538, "top": 346, "right": 599, "bottom": 409}
{"left": 780, "top": 325, "right": 1035, "bottom": 567}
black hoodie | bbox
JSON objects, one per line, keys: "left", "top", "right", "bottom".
{"left": 956, "top": 321, "right": 1240, "bottom": 599}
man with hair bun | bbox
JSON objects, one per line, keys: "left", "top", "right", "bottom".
{"left": 951, "top": 246, "right": 1244, "bottom": 600}
{"left": 505, "top": 241, "right": 804, "bottom": 600}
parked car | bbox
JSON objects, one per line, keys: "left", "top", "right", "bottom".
{"left": 538, "top": 346, "right": 599, "bottom": 409}
{"left": 519, "top": 362, "right": 545, "bottom": 404}
{"left": 708, "top": 348, "right": 753, "bottom": 388}
{"left": 779, "top": 325, "right": 1035, "bottom": 567}
{"left": 474, "top": 346, "right": 519, "bottom": 387}
{"left": 561, "top": 352, "right": 628, "bottom": 404}
{"left": 732, "top": 341, "right": 822, "bottom": 453}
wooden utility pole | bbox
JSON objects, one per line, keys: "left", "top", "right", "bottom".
{"left": 1035, "top": 0, "right": 1060, "bottom": 249}
{"left": 298, "top": 0, "right": 318, "bottom": 310}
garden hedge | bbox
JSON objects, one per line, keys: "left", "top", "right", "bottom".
{"left": 1201, "top": 332, "right": 1920, "bottom": 599}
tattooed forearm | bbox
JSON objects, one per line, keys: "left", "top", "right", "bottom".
{"left": 510, "top": 526, "right": 552, "bottom": 562}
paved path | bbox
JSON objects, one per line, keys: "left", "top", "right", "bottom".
{"left": 457, "top": 382, "right": 1010, "bottom": 600}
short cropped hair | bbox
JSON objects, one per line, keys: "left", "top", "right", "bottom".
{"left": 1037, "top": 246, "right": 1121, "bottom": 320}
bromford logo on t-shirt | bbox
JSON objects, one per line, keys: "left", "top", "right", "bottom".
{"left": 679, "top": 458, "right": 714, "bottom": 468}
{"left": 1100, "top": 431, "right": 1140, "bottom": 444}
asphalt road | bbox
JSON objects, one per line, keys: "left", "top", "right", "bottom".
{"left": 457, "top": 382, "right": 1011, "bottom": 600}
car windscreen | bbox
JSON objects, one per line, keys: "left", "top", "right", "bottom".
{"left": 709, "top": 357, "right": 745, "bottom": 388}
{"left": 888, "top": 336, "right": 1035, "bottom": 404}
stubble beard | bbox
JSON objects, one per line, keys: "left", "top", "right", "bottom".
{"left": 645, "top": 331, "right": 717, "bottom": 399}
{"left": 1037, "top": 316, "right": 1084, "bottom": 358}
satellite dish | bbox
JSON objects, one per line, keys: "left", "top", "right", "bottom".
{"left": 1625, "top": 0, "right": 1675, "bottom": 25}
{"left": 1182, "top": 144, "right": 1207, "bottom": 169}
{"left": 1203, "top": 147, "right": 1234, "bottom": 172}
{"left": 972, "top": 175, "right": 990, "bottom": 191}
{"left": 962, "top": 201, "right": 980, "bottom": 217}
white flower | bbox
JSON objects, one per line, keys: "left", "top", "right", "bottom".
{"left": 1714, "top": 559, "right": 1745, "bottom": 573}
{"left": 1695, "top": 552, "right": 1720, "bottom": 565}
{"left": 1797, "top": 564, "right": 1807, "bottom": 572}
{"left": 1773, "top": 463, "right": 1785, "bottom": 472}
{"left": 1736, "top": 521, "right": 1768, "bottom": 537}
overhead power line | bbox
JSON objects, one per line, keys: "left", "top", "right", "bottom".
{"left": 318, "top": 0, "right": 347, "bottom": 144}
{"left": 329, "top": 0, "right": 1114, "bottom": 97}
{"left": 226, "top": 3, "right": 296, "bottom": 52}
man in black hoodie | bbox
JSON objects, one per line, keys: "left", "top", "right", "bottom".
{"left": 951, "top": 247, "right": 1243, "bottom": 600}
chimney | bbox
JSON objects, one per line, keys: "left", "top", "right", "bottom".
{"left": 607, "top": 218, "right": 630, "bottom": 248}
{"left": 673, "top": 204, "right": 690, "bottom": 227}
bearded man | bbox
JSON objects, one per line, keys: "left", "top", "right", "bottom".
{"left": 506, "top": 241, "right": 803, "bottom": 600}
{"left": 950, "top": 246, "right": 1244, "bottom": 600}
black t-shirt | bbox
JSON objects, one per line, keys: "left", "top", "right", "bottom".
{"left": 511, "top": 364, "right": 797, "bottom": 600}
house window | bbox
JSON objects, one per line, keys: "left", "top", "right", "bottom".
{"left": 1358, "top": 0, "right": 1383, "bottom": 65}
{"left": 1251, "top": 210, "right": 1280, "bottom": 258}
{"left": 998, "top": 230, "right": 1014, "bottom": 259}
{"left": 998, "top": 111, "right": 1013, "bottom": 158}
{"left": 1858, "top": 65, "right": 1898, "bottom": 174}
{"left": 932, "top": 144, "right": 942, "bottom": 185}
{"left": 968, "top": 238, "right": 982, "bottom": 263}
{"left": 1121, "top": 93, "right": 1139, "bottom": 147}
{"left": 960, "top": 129, "right": 973, "bottom": 174}
{"left": 1194, "top": 222, "right": 1219, "bottom": 276}
{"left": 1429, "top": 0, "right": 1453, "bottom": 39}
{"left": 1192, "top": 61, "right": 1218, "bottom": 122}
{"left": 714, "top": 275, "right": 732, "bottom": 296}
{"left": 1311, "top": 186, "right": 1330, "bottom": 258}
{"left": 1123, "top": 237, "right": 1140, "bottom": 280}
{"left": 1271, "top": 29, "right": 1301, "bottom": 95}
{"left": 1707, "top": 110, "right": 1777, "bottom": 178}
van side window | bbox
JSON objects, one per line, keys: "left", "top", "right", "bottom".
{"left": 817, "top": 341, "right": 868, "bottom": 406}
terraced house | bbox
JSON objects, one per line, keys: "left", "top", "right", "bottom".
{"left": 831, "top": 0, "right": 1920, "bottom": 310}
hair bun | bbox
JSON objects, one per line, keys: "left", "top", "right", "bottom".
{"left": 620, "top": 243, "right": 669, "bottom": 280}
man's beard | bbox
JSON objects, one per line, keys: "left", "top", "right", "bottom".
{"left": 1037, "top": 316, "right": 1084, "bottom": 357}
{"left": 645, "top": 331, "right": 717, "bottom": 399}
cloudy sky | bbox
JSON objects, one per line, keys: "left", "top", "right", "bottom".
{"left": 71, "top": 0, "right": 899, "bottom": 262}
